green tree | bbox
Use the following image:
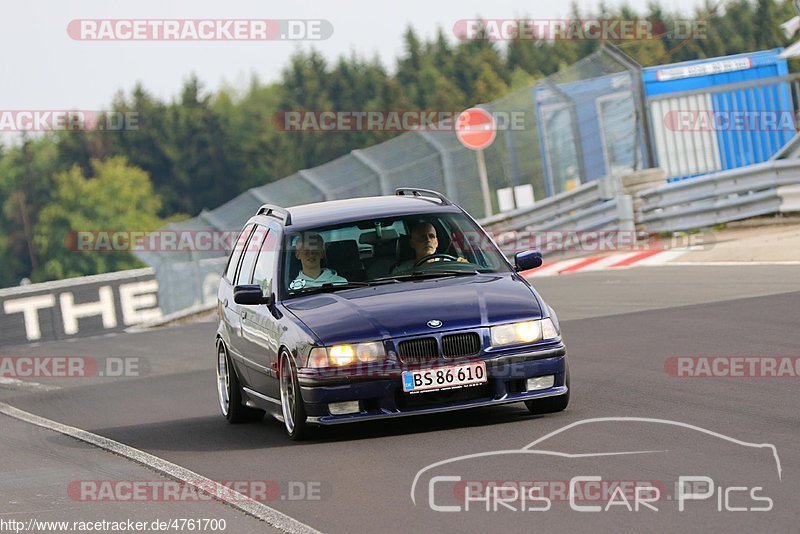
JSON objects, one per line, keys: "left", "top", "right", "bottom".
{"left": 0, "top": 137, "right": 60, "bottom": 286}
{"left": 214, "top": 77, "right": 284, "bottom": 190}
{"left": 755, "top": 0, "right": 790, "bottom": 49}
{"left": 473, "top": 62, "right": 510, "bottom": 103}
{"left": 397, "top": 26, "right": 425, "bottom": 107}
{"left": 100, "top": 84, "right": 175, "bottom": 215}
{"left": 32, "top": 157, "right": 163, "bottom": 282}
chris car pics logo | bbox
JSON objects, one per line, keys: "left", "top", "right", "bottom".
{"left": 411, "top": 417, "right": 781, "bottom": 513}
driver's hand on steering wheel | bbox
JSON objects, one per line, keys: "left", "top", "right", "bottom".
{"left": 425, "top": 256, "right": 468, "bottom": 264}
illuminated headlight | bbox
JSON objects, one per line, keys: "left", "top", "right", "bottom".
{"left": 306, "top": 342, "right": 386, "bottom": 368}
{"left": 329, "top": 344, "right": 356, "bottom": 366}
{"left": 490, "top": 318, "right": 559, "bottom": 347}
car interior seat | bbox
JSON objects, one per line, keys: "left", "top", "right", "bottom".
{"left": 325, "top": 240, "right": 366, "bottom": 282}
{"left": 395, "top": 234, "right": 416, "bottom": 266}
{"left": 361, "top": 229, "right": 400, "bottom": 279}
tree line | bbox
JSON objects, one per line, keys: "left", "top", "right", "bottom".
{"left": 1, "top": 0, "right": 797, "bottom": 287}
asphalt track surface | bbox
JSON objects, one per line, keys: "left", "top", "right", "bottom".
{"left": 1, "top": 265, "right": 799, "bottom": 533}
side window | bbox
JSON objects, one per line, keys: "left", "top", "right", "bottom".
{"left": 252, "top": 230, "right": 278, "bottom": 296}
{"left": 224, "top": 224, "right": 253, "bottom": 282}
{"left": 235, "top": 226, "right": 267, "bottom": 285}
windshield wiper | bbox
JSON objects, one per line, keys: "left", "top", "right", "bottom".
{"left": 289, "top": 279, "right": 400, "bottom": 295}
{"left": 410, "top": 269, "right": 480, "bottom": 277}
{"left": 375, "top": 270, "right": 480, "bottom": 282}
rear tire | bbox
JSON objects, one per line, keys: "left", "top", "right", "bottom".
{"left": 217, "top": 341, "right": 264, "bottom": 423}
{"left": 524, "top": 365, "right": 570, "bottom": 415}
{"left": 279, "top": 351, "right": 313, "bottom": 441}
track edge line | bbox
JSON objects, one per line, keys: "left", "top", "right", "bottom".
{"left": 0, "top": 402, "right": 322, "bottom": 534}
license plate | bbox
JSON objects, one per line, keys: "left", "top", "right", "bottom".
{"left": 402, "top": 361, "right": 487, "bottom": 393}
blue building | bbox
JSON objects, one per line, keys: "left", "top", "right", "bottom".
{"left": 534, "top": 48, "right": 795, "bottom": 191}
{"left": 642, "top": 49, "right": 794, "bottom": 181}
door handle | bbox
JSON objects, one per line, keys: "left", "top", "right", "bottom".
{"left": 241, "top": 311, "right": 247, "bottom": 319}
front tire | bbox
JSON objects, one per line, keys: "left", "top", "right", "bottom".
{"left": 217, "top": 341, "right": 264, "bottom": 423}
{"left": 524, "top": 365, "right": 570, "bottom": 415}
{"left": 279, "top": 351, "right": 312, "bottom": 440}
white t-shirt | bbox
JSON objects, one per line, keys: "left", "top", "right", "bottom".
{"left": 289, "top": 268, "right": 348, "bottom": 290}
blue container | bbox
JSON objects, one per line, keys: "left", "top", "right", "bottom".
{"left": 642, "top": 49, "right": 793, "bottom": 181}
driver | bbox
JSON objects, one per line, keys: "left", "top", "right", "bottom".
{"left": 391, "top": 221, "right": 468, "bottom": 274}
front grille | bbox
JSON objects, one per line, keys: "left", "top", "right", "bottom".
{"left": 442, "top": 332, "right": 481, "bottom": 358}
{"left": 398, "top": 337, "right": 438, "bottom": 364}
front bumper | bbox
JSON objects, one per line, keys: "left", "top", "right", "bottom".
{"left": 298, "top": 343, "right": 568, "bottom": 425}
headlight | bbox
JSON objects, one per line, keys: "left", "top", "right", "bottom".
{"left": 306, "top": 342, "right": 386, "bottom": 368}
{"left": 490, "top": 318, "right": 559, "bottom": 347}
{"left": 355, "top": 342, "right": 384, "bottom": 362}
{"left": 329, "top": 344, "right": 356, "bottom": 366}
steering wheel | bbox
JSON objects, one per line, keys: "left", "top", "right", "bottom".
{"left": 413, "top": 253, "right": 459, "bottom": 268}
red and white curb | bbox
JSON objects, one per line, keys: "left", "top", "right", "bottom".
{"left": 522, "top": 250, "right": 688, "bottom": 277}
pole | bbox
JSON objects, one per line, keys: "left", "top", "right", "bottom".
{"left": 476, "top": 148, "right": 492, "bottom": 218}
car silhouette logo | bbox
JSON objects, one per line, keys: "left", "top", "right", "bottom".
{"left": 427, "top": 320, "right": 443, "bottom": 328}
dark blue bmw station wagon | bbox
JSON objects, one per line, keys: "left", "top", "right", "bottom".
{"left": 216, "top": 188, "right": 569, "bottom": 439}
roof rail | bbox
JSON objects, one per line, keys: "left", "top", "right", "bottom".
{"left": 256, "top": 204, "right": 292, "bottom": 226}
{"left": 395, "top": 188, "right": 452, "bottom": 206}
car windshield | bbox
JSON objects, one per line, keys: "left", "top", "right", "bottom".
{"left": 281, "top": 212, "right": 511, "bottom": 298}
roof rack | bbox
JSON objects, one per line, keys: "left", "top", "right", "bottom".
{"left": 256, "top": 204, "right": 292, "bottom": 226}
{"left": 394, "top": 188, "right": 452, "bottom": 206}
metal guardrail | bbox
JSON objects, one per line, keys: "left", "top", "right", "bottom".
{"left": 479, "top": 176, "right": 635, "bottom": 255}
{"left": 481, "top": 180, "right": 601, "bottom": 231}
{"left": 480, "top": 174, "right": 628, "bottom": 230}
{"left": 635, "top": 159, "right": 800, "bottom": 231}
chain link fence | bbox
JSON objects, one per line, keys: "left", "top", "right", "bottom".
{"left": 138, "top": 45, "right": 645, "bottom": 314}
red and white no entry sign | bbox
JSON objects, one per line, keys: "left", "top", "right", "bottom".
{"left": 455, "top": 107, "right": 497, "bottom": 150}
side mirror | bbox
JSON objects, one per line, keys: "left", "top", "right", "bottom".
{"left": 514, "top": 250, "right": 543, "bottom": 271}
{"left": 233, "top": 284, "right": 271, "bottom": 305}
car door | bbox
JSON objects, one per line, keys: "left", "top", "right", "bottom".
{"left": 229, "top": 224, "right": 268, "bottom": 387}
{"left": 219, "top": 223, "right": 254, "bottom": 382}
{"left": 239, "top": 226, "right": 282, "bottom": 400}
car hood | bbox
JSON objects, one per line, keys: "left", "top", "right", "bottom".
{"left": 282, "top": 273, "right": 543, "bottom": 345}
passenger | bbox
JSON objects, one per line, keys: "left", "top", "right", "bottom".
{"left": 392, "top": 221, "right": 468, "bottom": 274}
{"left": 289, "top": 232, "right": 348, "bottom": 290}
